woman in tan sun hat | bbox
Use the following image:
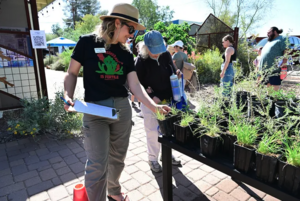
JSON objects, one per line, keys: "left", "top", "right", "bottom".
{"left": 63, "top": 3, "right": 170, "bottom": 201}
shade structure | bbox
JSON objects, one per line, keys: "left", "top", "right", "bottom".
{"left": 47, "top": 37, "right": 77, "bottom": 47}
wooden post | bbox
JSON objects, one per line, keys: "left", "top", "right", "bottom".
{"left": 234, "top": 27, "right": 239, "bottom": 50}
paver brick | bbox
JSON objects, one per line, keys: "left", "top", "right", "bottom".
{"left": 119, "top": 171, "right": 132, "bottom": 183}
{"left": 11, "top": 164, "right": 28, "bottom": 176}
{"left": 27, "top": 180, "right": 54, "bottom": 196}
{"left": 56, "top": 166, "right": 71, "bottom": 176}
{"left": 52, "top": 161, "right": 67, "bottom": 169}
{"left": 52, "top": 177, "right": 63, "bottom": 186}
{"left": 24, "top": 155, "right": 40, "bottom": 165}
{"left": 28, "top": 160, "right": 50, "bottom": 171}
{"left": 49, "top": 156, "right": 63, "bottom": 164}
{"left": 66, "top": 142, "right": 80, "bottom": 149}
{"left": 131, "top": 171, "right": 152, "bottom": 184}
{"left": 5, "top": 141, "right": 18, "bottom": 148}
{"left": 8, "top": 153, "right": 29, "bottom": 162}
{"left": 263, "top": 195, "right": 281, "bottom": 201}
{"left": 0, "top": 196, "right": 7, "bottom": 201}
{"left": 211, "top": 170, "right": 229, "bottom": 179}
{"left": 200, "top": 164, "right": 216, "bottom": 173}
{"left": 230, "top": 188, "right": 250, "bottom": 201}
{"left": 0, "top": 182, "right": 24, "bottom": 197}
{"left": 216, "top": 179, "right": 238, "bottom": 193}
{"left": 0, "top": 169, "right": 11, "bottom": 177}
{"left": 122, "top": 179, "right": 140, "bottom": 191}
{"left": 39, "top": 152, "right": 59, "bottom": 161}
{"left": 60, "top": 172, "right": 77, "bottom": 184}
{"left": 9, "top": 159, "right": 24, "bottom": 167}
{"left": 125, "top": 165, "right": 139, "bottom": 175}
{"left": 147, "top": 190, "right": 163, "bottom": 201}
{"left": 40, "top": 168, "right": 57, "bottom": 181}
{"left": 15, "top": 170, "right": 38, "bottom": 182}
{"left": 137, "top": 183, "right": 156, "bottom": 196}
{"left": 189, "top": 180, "right": 212, "bottom": 193}
{"left": 213, "top": 190, "right": 238, "bottom": 201}
{"left": 205, "top": 186, "right": 219, "bottom": 196}
{"left": 64, "top": 155, "right": 79, "bottom": 165}
{"left": 75, "top": 151, "right": 86, "bottom": 158}
{"left": 47, "top": 185, "right": 69, "bottom": 200}
{"left": 0, "top": 156, "right": 7, "bottom": 163}
{"left": 203, "top": 174, "right": 221, "bottom": 185}
{"left": 173, "top": 185, "right": 199, "bottom": 201}
{"left": 184, "top": 160, "right": 202, "bottom": 169}
{"left": 71, "top": 147, "right": 84, "bottom": 154}
{"left": 186, "top": 169, "right": 207, "bottom": 182}
{"left": 7, "top": 189, "right": 27, "bottom": 201}
{"left": 6, "top": 150, "right": 21, "bottom": 157}
{"left": 28, "top": 191, "right": 49, "bottom": 201}
{"left": 59, "top": 149, "right": 73, "bottom": 158}
{"left": 0, "top": 175, "right": 13, "bottom": 188}
{"left": 127, "top": 190, "right": 144, "bottom": 201}
{"left": 25, "top": 176, "right": 42, "bottom": 187}
{"left": 238, "top": 184, "right": 266, "bottom": 199}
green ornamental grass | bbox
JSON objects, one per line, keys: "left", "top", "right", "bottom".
{"left": 236, "top": 122, "right": 257, "bottom": 147}
{"left": 180, "top": 113, "right": 194, "bottom": 127}
{"left": 257, "top": 132, "right": 281, "bottom": 156}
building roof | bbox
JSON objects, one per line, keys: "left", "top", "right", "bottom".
{"left": 37, "top": 0, "right": 56, "bottom": 12}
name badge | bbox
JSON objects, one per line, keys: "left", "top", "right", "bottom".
{"left": 94, "top": 48, "right": 106, "bottom": 53}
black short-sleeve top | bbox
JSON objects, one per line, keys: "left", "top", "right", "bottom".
{"left": 71, "top": 34, "right": 135, "bottom": 102}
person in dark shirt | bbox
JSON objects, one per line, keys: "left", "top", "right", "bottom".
{"left": 135, "top": 31, "right": 181, "bottom": 173}
{"left": 220, "top": 35, "right": 236, "bottom": 97}
{"left": 63, "top": 4, "right": 170, "bottom": 201}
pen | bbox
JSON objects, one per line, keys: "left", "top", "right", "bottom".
{"left": 60, "top": 97, "right": 71, "bottom": 106}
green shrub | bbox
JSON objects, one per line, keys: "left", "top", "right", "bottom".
{"left": 44, "top": 55, "right": 59, "bottom": 66}
{"left": 195, "top": 48, "right": 223, "bottom": 84}
{"left": 7, "top": 91, "right": 82, "bottom": 140}
{"left": 50, "top": 60, "right": 65, "bottom": 71}
{"left": 59, "top": 49, "right": 73, "bottom": 71}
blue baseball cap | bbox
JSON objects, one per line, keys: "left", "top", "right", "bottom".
{"left": 144, "top": 31, "right": 167, "bottom": 55}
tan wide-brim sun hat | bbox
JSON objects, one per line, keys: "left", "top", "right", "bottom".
{"left": 100, "top": 3, "right": 146, "bottom": 30}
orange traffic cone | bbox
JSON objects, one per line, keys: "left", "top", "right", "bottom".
{"left": 73, "top": 183, "right": 88, "bottom": 201}
{"left": 280, "top": 67, "right": 287, "bottom": 80}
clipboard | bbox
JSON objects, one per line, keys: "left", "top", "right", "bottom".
{"left": 72, "top": 100, "right": 119, "bottom": 120}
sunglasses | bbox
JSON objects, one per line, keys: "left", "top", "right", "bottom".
{"left": 122, "top": 22, "right": 136, "bottom": 35}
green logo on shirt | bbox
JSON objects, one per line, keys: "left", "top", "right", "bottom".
{"left": 96, "top": 55, "right": 123, "bottom": 75}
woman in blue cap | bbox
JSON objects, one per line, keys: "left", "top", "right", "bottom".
{"left": 135, "top": 31, "right": 182, "bottom": 172}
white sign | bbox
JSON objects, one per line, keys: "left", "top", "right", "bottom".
{"left": 30, "top": 30, "right": 47, "bottom": 49}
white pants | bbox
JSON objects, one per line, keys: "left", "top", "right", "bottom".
{"left": 140, "top": 103, "right": 160, "bottom": 161}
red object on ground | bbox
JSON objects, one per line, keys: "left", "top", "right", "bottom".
{"left": 280, "top": 67, "right": 288, "bottom": 80}
{"left": 73, "top": 184, "right": 88, "bottom": 201}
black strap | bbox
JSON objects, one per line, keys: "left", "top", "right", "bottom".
{"left": 110, "top": 13, "right": 138, "bottom": 23}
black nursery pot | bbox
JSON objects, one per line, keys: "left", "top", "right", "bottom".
{"left": 174, "top": 122, "right": 193, "bottom": 144}
{"left": 255, "top": 152, "right": 278, "bottom": 184}
{"left": 234, "top": 142, "right": 255, "bottom": 173}
{"left": 200, "top": 134, "right": 221, "bottom": 157}
{"left": 157, "top": 116, "right": 173, "bottom": 137}
{"left": 221, "top": 134, "right": 237, "bottom": 156}
{"left": 278, "top": 156, "right": 300, "bottom": 195}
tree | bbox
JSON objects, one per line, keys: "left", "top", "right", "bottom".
{"left": 51, "top": 23, "right": 63, "bottom": 36}
{"left": 205, "top": 0, "right": 274, "bottom": 37}
{"left": 62, "top": 14, "right": 101, "bottom": 42}
{"left": 135, "top": 22, "right": 195, "bottom": 54}
{"left": 63, "top": 0, "right": 102, "bottom": 29}
{"left": 132, "top": 0, "right": 174, "bottom": 29}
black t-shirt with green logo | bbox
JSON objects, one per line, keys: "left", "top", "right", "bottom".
{"left": 71, "top": 34, "right": 135, "bottom": 101}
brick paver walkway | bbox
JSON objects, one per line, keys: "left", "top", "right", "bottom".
{"left": 0, "top": 108, "right": 281, "bottom": 201}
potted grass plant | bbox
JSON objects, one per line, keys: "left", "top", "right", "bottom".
{"left": 278, "top": 139, "right": 300, "bottom": 195}
{"left": 234, "top": 122, "right": 258, "bottom": 173}
{"left": 199, "top": 116, "right": 222, "bottom": 157}
{"left": 256, "top": 131, "right": 282, "bottom": 183}
{"left": 174, "top": 113, "right": 195, "bottom": 143}
{"left": 155, "top": 110, "right": 172, "bottom": 137}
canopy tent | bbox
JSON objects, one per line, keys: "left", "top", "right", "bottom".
{"left": 47, "top": 37, "right": 77, "bottom": 47}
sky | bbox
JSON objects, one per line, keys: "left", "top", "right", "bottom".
{"left": 38, "top": 0, "right": 300, "bottom": 37}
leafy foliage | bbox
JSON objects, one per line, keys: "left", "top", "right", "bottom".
{"left": 155, "top": 110, "right": 166, "bottom": 121}
{"left": 180, "top": 113, "right": 194, "bottom": 127}
{"left": 194, "top": 47, "right": 223, "bottom": 84}
{"left": 132, "top": 0, "right": 174, "bottom": 29}
{"left": 257, "top": 132, "right": 281, "bottom": 155}
{"left": 7, "top": 92, "right": 82, "bottom": 141}
{"left": 236, "top": 122, "right": 257, "bottom": 147}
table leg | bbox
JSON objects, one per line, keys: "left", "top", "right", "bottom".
{"left": 162, "top": 144, "right": 173, "bottom": 201}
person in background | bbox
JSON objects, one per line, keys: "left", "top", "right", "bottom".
{"left": 258, "top": 27, "right": 287, "bottom": 91}
{"left": 253, "top": 47, "right": 263, "bottom": 72}
{"left": 220, "top": 35, "right": 236, "bottom": 97}
{"left": 184, "top": 46, "right": 188, "bottom": 55}
{"left": 63, "top": 4, "right": 170, "bottom": 201}
{"left": 135, "top": 31, "right": 181, "bottom": 173}
{"left": 170, "top": 40, "right": 187, "bottom": 71}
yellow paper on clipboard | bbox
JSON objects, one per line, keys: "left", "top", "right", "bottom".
{"left": 72, "top": 100, "right": 119, "bottom": 120}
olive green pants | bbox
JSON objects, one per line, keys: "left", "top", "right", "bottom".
{"left": 82, "top": 97, "right": 132, "bottom": 201}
